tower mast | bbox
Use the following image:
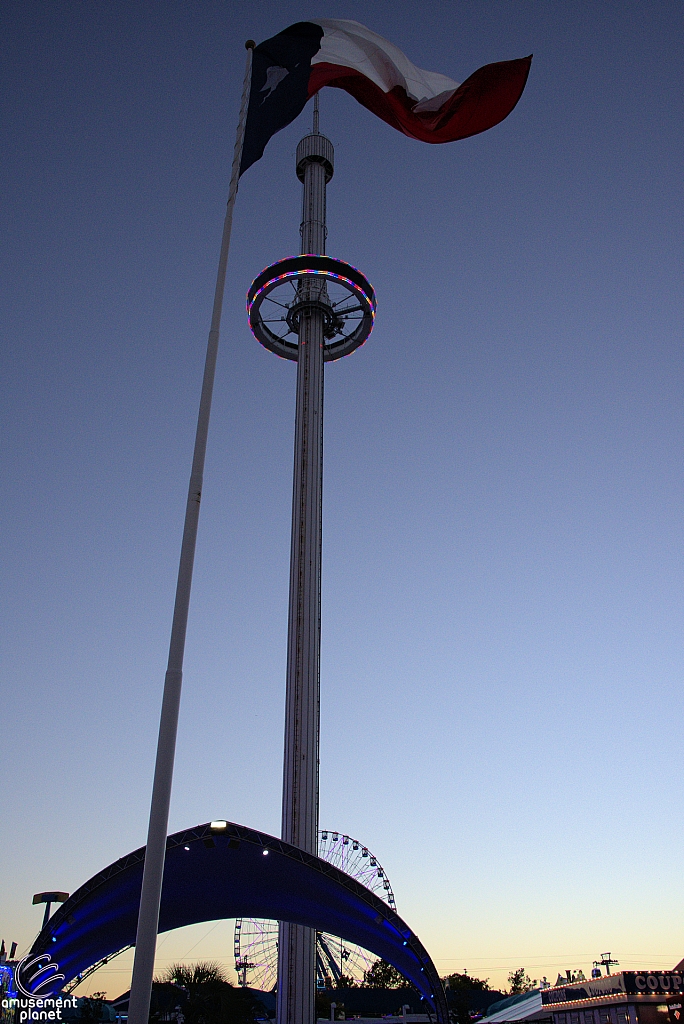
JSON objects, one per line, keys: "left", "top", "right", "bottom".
{"left": 277, "top": 95, "right": 332, "bottom": 1024}
{"left": 247, "top": 94, "right": 375, "bottom": 1024}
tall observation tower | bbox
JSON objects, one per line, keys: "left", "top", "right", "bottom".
{"left": 247, "top": 102, "right": 376, "bottom": 1024}
{"left": 126, "top": 24, "right": 529, "bottom": 1024}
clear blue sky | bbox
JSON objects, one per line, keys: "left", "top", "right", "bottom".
{"left": 2, "top": 0, "right": 683, "bottom": 998}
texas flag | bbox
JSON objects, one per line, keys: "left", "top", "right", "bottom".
{"left": 240, "top": 19, "right": 531, "bottom": 174}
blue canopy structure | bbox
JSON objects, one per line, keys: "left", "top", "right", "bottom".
{"left": 28, "top": 820, "right": 448, "bottom": 1022}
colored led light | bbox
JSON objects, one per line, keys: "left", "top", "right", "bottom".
{"left": 248, "top": 270, "right": 376, "bottom": 319}
{"left": 246, "top": 255, "right": 376, "bottom": 364}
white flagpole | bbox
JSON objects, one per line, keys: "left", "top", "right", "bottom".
{"left": 126, "top": 40, "right": 255, "bottom": 1024}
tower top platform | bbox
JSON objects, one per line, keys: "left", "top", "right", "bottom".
{"left": 296, "top": 133, "right": 334, "bottom": 183}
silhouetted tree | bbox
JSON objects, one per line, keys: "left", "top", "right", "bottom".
{"left": 507, "top": 969, "right": 537, "bottom": 996}
{"left": 362, "top": 960, "right": 405, "bottom": 989}
{"left": 335, "top": 974, "right": 358, "bottom": 989}
{"left": 444, "top": 972, "right": 490, "bottom": 1024}
{"left": 444, "top": 973, "right": 490, "bottom": 992}
{"left": 153, "top": 962, "right": 257, "bottom": 1024}
{"left": 80, "top": 993, "right": 107, "bottom": 1020}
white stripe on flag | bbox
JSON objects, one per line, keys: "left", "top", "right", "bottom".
{"left": 314, "top": 18, "right": 460, "bottom": 111}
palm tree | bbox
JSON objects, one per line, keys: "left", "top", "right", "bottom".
{"left": 153, "top": 962, "right": 256, "bottom": 1024}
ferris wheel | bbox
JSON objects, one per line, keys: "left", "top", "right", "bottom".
{"left": 234, "top": 830, "right": 396, "bottom": 991}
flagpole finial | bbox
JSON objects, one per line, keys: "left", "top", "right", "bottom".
{"left": 245, "top": 39, "right": 255, "bottom": 49}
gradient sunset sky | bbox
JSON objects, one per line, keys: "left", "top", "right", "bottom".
{"left": 2, "top": 0, "right": 684, "bottom": 998}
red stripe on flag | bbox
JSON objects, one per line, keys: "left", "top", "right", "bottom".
{"left": 308, "top": 56, "right": 532, "bottom": 143}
